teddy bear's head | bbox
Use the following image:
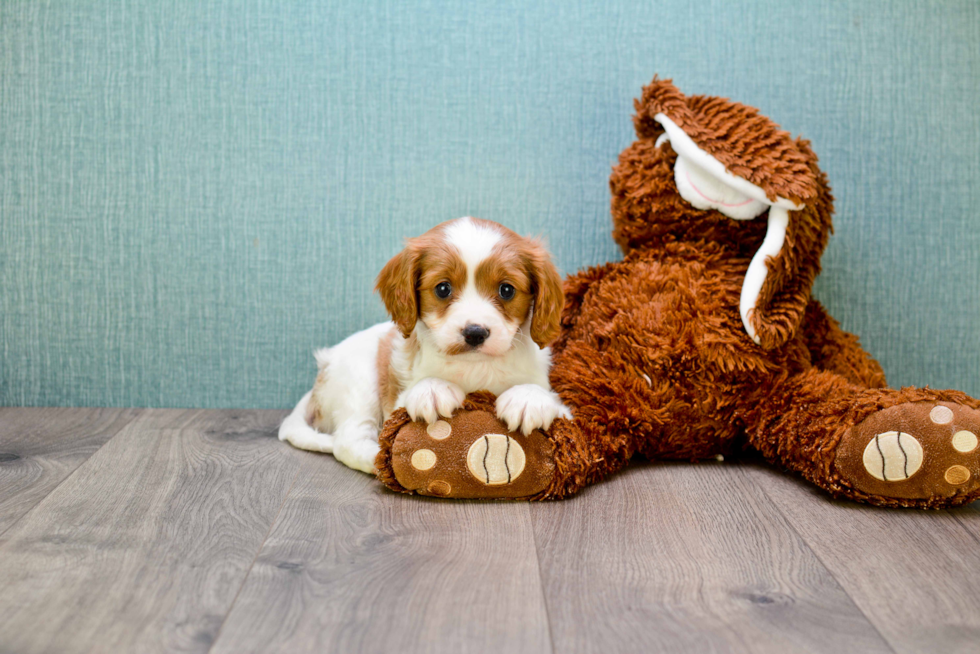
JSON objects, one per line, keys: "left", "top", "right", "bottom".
{"left": 610, "top": 77, "right": 834, "bottom": 349}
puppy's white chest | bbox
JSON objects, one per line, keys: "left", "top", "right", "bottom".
{"left": 412, "top": 358, "right": 504, "bottom": 395}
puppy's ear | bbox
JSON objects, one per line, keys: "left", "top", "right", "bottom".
{"left": 375, "top": 242, "right": 420, "bottom": 338}
{"left": 524, "top": 239, "right": 564, "bottom": 348}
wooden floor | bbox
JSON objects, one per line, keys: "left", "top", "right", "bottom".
{"left": 1, "top": 408, "right": 979, "bottom": 654}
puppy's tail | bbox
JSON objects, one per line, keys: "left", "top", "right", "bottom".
{"left": 279, "top": 390, "right": 336, "bottom": 453}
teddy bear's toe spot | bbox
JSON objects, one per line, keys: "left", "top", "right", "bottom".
{"left": 952, "top": 430, "right": 978, "bottom": 453}
{"left": 930, "top": 405, "right": 954, "bottom": 425}
{"left": 411, "top": 449, "right": 437, "bottom": 471}
{"left": 427, "top": 480, "right": 452, "bottom": 496}
{"left": 945, "top": 465, "right": 971, "bottom": 485}
{"left": 466, "top": 434, "right": 526, "bottom": 485}
{"left": 426, "top": 420, "right": 452, "bottom": 441}
{"left": 862, "top": 432, "right": 923, "bottom": 481}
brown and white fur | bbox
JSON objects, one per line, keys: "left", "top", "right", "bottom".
{"left": 279, "top": 217, "right": 572, "bottom": 473}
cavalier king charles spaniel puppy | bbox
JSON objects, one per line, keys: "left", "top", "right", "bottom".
{"left": 279, "top": 217, "right": 572, "bottom": 473}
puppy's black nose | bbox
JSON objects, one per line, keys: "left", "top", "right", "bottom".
{"left": 462, "top": 324, "right": 490, "bottom": 347}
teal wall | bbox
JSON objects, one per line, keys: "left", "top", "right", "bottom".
{"left": 2, "top": 0, "right": 978, "bottom": 408}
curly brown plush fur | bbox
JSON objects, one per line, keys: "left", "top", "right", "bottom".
{"left": 377, "top": 76, "right": 980, "bottom": 509}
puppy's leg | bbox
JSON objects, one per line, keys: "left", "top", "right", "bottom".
{"left": 332, "top": 419, "right": 382, "bottom": 473}
{"left": 399, "top": 377, "right": 466, "bottom": 424}
{"left": 280, "top": 322, "right": 393, "bottom": 461}
{"left": 279, "top": 390, "right": 336, "bottom": 453}
{"left": 328, "top": 369, "right": 384, "bottom": 473}
{"left": 496, "top": 384, "right": 573, "bottom": 436}
{"left": 303, "top": 321, "right": 394, "bottom": 473}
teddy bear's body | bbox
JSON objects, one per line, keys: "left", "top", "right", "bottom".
{"left": 377, "top": 78, "right": 980, "bottom": 509}
{"left": 554, "top": 252, "right": 879, "bottom": 466}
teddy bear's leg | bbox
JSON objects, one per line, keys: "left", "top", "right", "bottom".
{"left": 745, "top": 368, "right": 980, "bottom": 508}
{"left": 802, "top": 300, "right": 886, "bottom": 388}
{"left": 374, "top": 391, "right": 593, "bottom": 500}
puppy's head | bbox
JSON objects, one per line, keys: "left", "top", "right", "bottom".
{"left": 376, "top": 217, "right": 563, "bottom": 356}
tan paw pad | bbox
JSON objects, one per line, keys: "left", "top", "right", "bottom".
{"left": 945, "top": 465, "right": 971, "bottom": 485}
{"left": 426, "top": 420, "right": 452, "bottom": 441}
{"left": 952, "top": 430, "right": 978, "bottom": 453}
{"left": 862, "top": 432, "right": 923, "bottom": 481}
{"left": 466, "top": 434, "right": 526, "bottom": 485}
{"left": 930, "top": 405, "right": 954, "bottom": 425}
{"left": 411, "top": 449, "right": 437, "bottom": 471}
{"left": 427, "top": 480, "right": 452, "bottom": 496}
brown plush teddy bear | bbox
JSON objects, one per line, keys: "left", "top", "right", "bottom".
{"left": 375, "top": 77, "right": 980, "bottom": 509}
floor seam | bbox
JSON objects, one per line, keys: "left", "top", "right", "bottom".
{"left": 743, "top": 465, "right": 899, "bottom": 654}
{"left": 950, "top": 508, "right": 980, "bottom": 549}
{"left": 0, "top": 408, "right": 143, "bottom": 542}
{"left": 207, "top": 454, "right": 303, "bottom": 653}
{"left": 528, "top": 503, "right": 558, "bottom": 654}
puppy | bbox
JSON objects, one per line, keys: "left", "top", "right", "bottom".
{"left": 279, "top": 217, "right": 572, "bottom": 473}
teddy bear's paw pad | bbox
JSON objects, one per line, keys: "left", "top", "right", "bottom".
{"left": 836, "top": 402, "right": 980, "bottom": 502}
{"left": 466, "top": 434, "right": 526, "bottom": 485}
{"left": 861, "top": 432, "right": 923, "bottom": 481}
{"left": 389, "top": 411, "right": 555, "bottom": 499}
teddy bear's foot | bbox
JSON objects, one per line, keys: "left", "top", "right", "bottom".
{"left": 835, "top": 401, "right": 980, "bottom": 507}
{"left": 377, "top": 399, "right": 557, "bottom": 500}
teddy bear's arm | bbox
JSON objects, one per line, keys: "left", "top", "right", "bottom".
{"left": 802, "top": 300, "right": 886, "bottom": 388}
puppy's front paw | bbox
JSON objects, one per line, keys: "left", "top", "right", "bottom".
{"left": 496, "top": 384, "right": 572, "bottom": 436}
{"left": 402, "top": 378, "right": 466, "bottom": 424}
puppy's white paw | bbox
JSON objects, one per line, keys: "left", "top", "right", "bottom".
{"left": 330, "top": 421, "right": 380, "bottom": 474}
{"left": 333, "top": 436, "right": 380, "bottom": 474}
{"left": 402, "top": 378, "right": 466, "bottom": 424}
{"left": 496, "top": 384, "right": 572, "bottom": 436}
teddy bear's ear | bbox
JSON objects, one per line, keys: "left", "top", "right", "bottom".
{"left": 745, "top": 138, "right": 834, "bottom": 349}
{"left": 632, "top": 76, "right": 694, "bottom": 140}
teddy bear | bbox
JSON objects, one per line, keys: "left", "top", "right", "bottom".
{"left": 375, "top": 77, "right": 980, "bottom": 509}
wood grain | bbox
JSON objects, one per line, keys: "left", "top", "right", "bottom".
{"left": 530, "top": 461, "right": 894, "bottom": 654}
{"left": 749, "top": 463, "right": 980, "bottom": 654}
{"left": 954, "top": 500, "right": 980, "bottom": 547}
{"left": 4, "top": 407, "right": 980, "bottom": 654}
{"left": 0, "top": 407, "right": 140, "bottom": 535}
{"left": 211, "top": 454, "right": 552, "bottom": 654}
{"left": 0, "top": 409, "right": 298, "bottom": 654}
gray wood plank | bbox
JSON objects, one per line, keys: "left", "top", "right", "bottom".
{"left": 953, "top": 501, "right": 980, "bottom": 554}
{"left": 0, "top": 407, "right": 140, "bottom": 535}
{"left": 0, "top": 408, "right": 299, "bottom": 654}
{"left": 530, "top": 461, "right": 894, "bottom": 654}
{"left": 211, "top": 455, "right": 552, "bottom": 654}
{"left": 749, "top": 463, "right": 980, "bottom": 654}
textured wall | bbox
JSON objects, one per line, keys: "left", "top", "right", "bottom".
{"left": 1, "top": 0, "right": 978, "bottom": 408}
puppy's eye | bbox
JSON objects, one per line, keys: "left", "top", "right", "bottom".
{"left": 435, "top": 282, "right": 452, "bottom": 299}
{"left": 498, "top": 283, "right": 515, "bottom": 300}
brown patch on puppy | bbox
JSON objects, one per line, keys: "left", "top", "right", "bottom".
{"left": 522, "top": 239, "right": 564, "bottom": 347}
{"left": 475, "top": 251, "right": 533, "bottom": 325}
{"left": 305, "top": 363, "right": 329, "bottom": 429}
{"left": 473, "top": 228, "right": 563, "bottom": 348}
{"left": 304, "top": 395, "right": 323, "bottom": 428}
{"left": 417, "top": 244, "right": 466, "bottom": 321}
{"left": 445, "top": 342, "right": 471, "bottom": 356}
{"left": 376, "top": 246, "right": 421, "bottom": 338}
{"left": 376, "top": 325, "right": 401, "bottom": 419}
{"left": 377, "top": 226, "right": 467, "bottom": 337}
